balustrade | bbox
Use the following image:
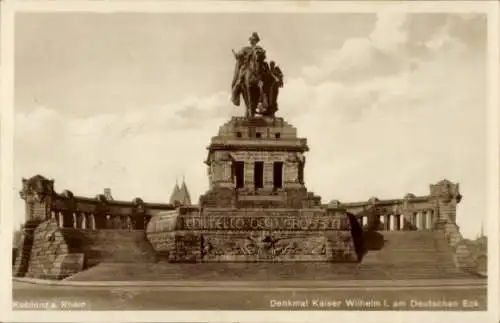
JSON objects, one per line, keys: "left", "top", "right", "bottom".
{"left": 44, "top": 197, "right": 166, "bottom": 231}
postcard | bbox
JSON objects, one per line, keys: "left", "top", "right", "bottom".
{"left": 1, "top": 1, "right": 498, "bottom": 322}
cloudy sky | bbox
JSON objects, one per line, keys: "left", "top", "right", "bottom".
{"left": 14, "top": 12, "right": 487, "bottom": 238}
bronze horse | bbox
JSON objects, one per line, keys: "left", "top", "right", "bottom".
{"left": 240, "top": 48, "right": 277, "bottom": 118}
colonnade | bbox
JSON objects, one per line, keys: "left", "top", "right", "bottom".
{"left": 359, "top": 210, "right": 435, "bottom": 231}
{"left": 50, "top": 211, "right": 147, "bottom": 230}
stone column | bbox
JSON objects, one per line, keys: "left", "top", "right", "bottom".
{"left": 263, "top": 162, "right": 274, "bottom": 189}
{"left": 58, "top": 212, "right": 64, "bottom": 228}
{"left": 51, "top": 211, "right": 58, "bottom": 226}
{"left": 244, "top": 161, "right": 254, "bottom": 188}
{"left": 421, "top": 211, "right": 427, "bottom": 230}
{"left": 426, "top": 211, "right": 433, "bottom": 230}
{"left": 284, "top": 160, "right": 300, "bottom": 189}
{"left": 90, "top": 214, "right": 96, "bottom": 230}
{"left": 399, "top": 214, "right": 404, "bottom": 230}
{"left": 362, "top": 216, "right": 367, "bottom": 227}
{"left": 285, "top": 163, "right": 297, "bottom": 184}
{"left": 212, "top": 161, "right": 222, "bottom": 182}
{"left": 389, "top": 214, "right": 394, "bottom": 231}
{"left": 73, "top": 213, "right": 78, "bottom": 228}
{"left": 222, "top": 162, "right": 231, "bottom": 181}
{"left": 81, "top": 213, "right": 87, "bottom": 229}
{"left": 218, "top": 162, "right": 233, "bottom": 188}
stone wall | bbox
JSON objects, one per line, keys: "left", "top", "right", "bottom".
{"left": 203, "top": 117, "right": 317, "bottom": 209}
{"left": 13, "top": 218, "right": 158, "bottom": 279}
{"left": 335, "top": 179, "right": 462, "bottom": 233}
{"left": 443, "top": 222, "right": 477, "bottom": 272}
{"left": 14, "top": 174, "right": 176, "bottom": 278}
{"left": 20, "top": 174, "right": 176, "bottom": 231}
{"left": 14, "top": 219, "right": 85, "bottom": 280}
{"left": 49, "top": 194, "right": 175, "bottom": 230}
{"left": 467, "top": 237, "right": 487, "bottom": 274}
{"left": 146, "top": 206, "right": 358, "bottom": 262}
{"left": 337, "top": 179, "right": 479, "bottom": 274}
{"left": 12, "top": 224, "right": 36, "bottom": 277}
{"left": 201, "top": 187, "right": 321, "bottom": 209}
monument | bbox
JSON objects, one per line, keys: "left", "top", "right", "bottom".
{"left": 146, "top": 32, "right": 358, "bottom": 262}
{"left": 13, "top": 33, "right": 481, "bottom": 279}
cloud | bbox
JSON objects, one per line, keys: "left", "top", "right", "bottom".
{"left": 301, "top": 12, "right": 412, "bottom": 85}
{"left": 368, "top": 12, "right": 408, "bottom": 53}
{"left": 14, "top": 91, "right": 235, "bottom": 211}
{"left": 275, "top": 12, "right": 486, "bottom": 239}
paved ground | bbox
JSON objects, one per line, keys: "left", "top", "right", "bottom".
{"left": 64, "top": 262, "right": 478, "bottom": 281}
{"left": 12, "top": 280, "right": 487, "bottom": 311}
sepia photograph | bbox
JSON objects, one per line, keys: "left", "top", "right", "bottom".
{"left": 1, "top": 1, "right": 498, "bottom": 322}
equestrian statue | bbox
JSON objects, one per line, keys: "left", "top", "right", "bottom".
{"left": 231, "top": 32, "right": 284, "bottom": 118}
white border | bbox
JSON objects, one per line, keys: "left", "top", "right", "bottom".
{"left": 1, "top": 1, "right": 498, "bottom": 323}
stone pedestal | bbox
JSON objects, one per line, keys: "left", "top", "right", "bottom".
{"left": 200, "top": 116, "right": 320, "bottom": 208}
{"left": 147, "top": 206, "right": 358, "bottom": 262}
{"left": 147, "top": 116, "right": 359, "bottom": 263}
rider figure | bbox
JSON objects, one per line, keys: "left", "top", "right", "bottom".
{"left": 231, "top": 32, "right": 264, "bottom": 106}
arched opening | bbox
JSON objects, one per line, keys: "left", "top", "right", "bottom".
{"left": 62, "top": 212, "right": 74, "bottom": 228}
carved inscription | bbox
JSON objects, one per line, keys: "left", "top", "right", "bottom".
{"left": 180, "top": 215, "right": 349, "bottom": 231}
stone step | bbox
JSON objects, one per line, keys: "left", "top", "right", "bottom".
{"left": 66, "top": 262, "right": 476, "bottom": 282}
{"left": 83, "top": 230, "right": 157, "bottom": 266}
{"left": 361, "top": 230, "right": 459, "bottom": 278}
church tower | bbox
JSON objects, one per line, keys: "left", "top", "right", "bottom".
{"left": 169, "top": 177, "right": 192, "bottom": 206}
{"left": 169, "top": 180, "right": 180, "bottom": 205}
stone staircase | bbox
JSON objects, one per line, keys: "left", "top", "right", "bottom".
{"left": 82, "top": 230, "right": 157, "bottom": 267}
{"left": 65, "top": 230, "right": 479, "bottom": 281}
{"left": 360, "top": 230, "right": 471, "bottom": 279}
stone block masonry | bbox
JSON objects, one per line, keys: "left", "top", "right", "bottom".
{"left": 201, "top": 117, "right": 318, "bottom": 209}
{"left": 14, "top": 219, "right": 84, "bottom": 280}
{"left": 13, "top": 174, "right": 178, "bottom": 279}
{"left": 16, "top": 115, "right": 478, "bottom": 276}
{"left": 13, "top": 218, "right": 158, "bottom": 279}
{"left": 146, "top": 116, "right": 359, "bottom": 263}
